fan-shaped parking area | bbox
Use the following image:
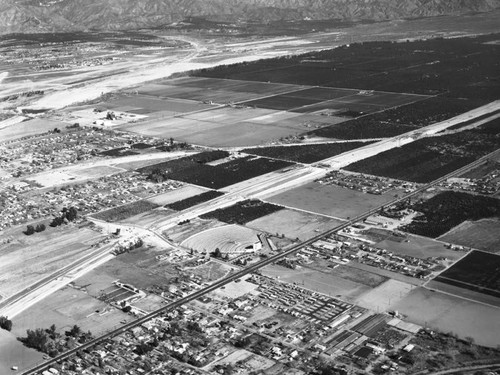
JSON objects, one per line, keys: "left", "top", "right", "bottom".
{"left": 181, "top": 224, "right": 261, "bottom": 258}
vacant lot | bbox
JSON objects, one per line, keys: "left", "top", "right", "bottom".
{"left": 374, "top": 235, "right": 464, "bottom": 261}
{"left": 0, "top": 117, "right": 69, "bottom": 142}
{"left": 0, "top": 329, "right": 44, "bottom": 374}
{"left": 164, "top": 217, "right": 227, "bottom": 244}
{"left": 246, "top": 209, "right": 343, "bottom": 241}
{"left": 186, "top": 260, "right": 234, "bottom": 283}
{"left": 432, "top": 250, "right": 500, "bottom": 300}
{"left": 242, "top": 141, "right": 373, "bottom": 163}
{"left": 68, "top": 165, "right": 123, "bottom": 179}
{"left": 439, "top": 219, "right": 500, "bottom": 253}
{"left": 12, "top": 286, "right": 129, "bottom": 338}
{"left": 200, "top": 199, "right": 284, "bottom": 225}
{"left": 354, "top": 279, "right": 416, "bottom": 312}
{"left": 146, "top": 185, "right": 207, "bottom": 206}
{"left": 0, "top": 225, "right": 104, "bottom": 298}
{"left": 393, "top": 287, "right": 500, "bottom": 347}
{"left": 267, "top": 183, "right": 396, "bottom": 219}
{"left": 92, "top": 200, "right": 159, "bottom": 222}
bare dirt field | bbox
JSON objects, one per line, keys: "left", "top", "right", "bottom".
{"left": 0, "top": 225, "right": 105, "bottom": 298}
{"left": 12, "top": 286, "right": 129, "bottom": 338}
{"left": 146, "top": 185, "right": 207, "bottom": 206}
{"left": 374, "top": 235, "right": 464, "bottom": 260}
{"left": 186, "top": 260, "right": 234, "bottom": 283}
{"left": 68, "top": 165, "right": 123, "bottom": 179}
{"left": 120, "top": 207, "right": 176, "bottom": 227}
{"left": 267, "top": 183, "right": 397, "bottom": 219}
{"left": 354, "top": 279, "right": 415, "bottom": 312}
{"left": 392, "top": 287, "right": 500, "bottom": 348}
{"left": 260, "top": 264, "right": 371, "bottom": 302}
{"left": 438, "top": 219, "right": 500, "bottom": 253}
{"left": 0, "top": 117, "right": 69, "bottom": 142}
{"left": 246, "top": 208, "right": 344, "bottom": 241}
{"left": 0, "top": 329, "right": 44, "bottom": 374}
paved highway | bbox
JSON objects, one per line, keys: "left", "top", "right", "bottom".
{"left": 21, "top": 147, "right": 500, "bottom": 375}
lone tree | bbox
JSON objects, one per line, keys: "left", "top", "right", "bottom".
{"left": 24, "top": 225, "right": 35, "bottom": 235}
{"left": 35, "top": 223, "right": 46, "bottom": 233}
{"left": 0, "top": 316, "right": 12, "bottom": 331}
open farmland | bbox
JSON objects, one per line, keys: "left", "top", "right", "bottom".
{"left": 242, "top": 141, "right": 373, "bottom": 163}
{"left": 401, "top": 191, "right": 500, "bottom": 238}
{"left": 194, "top": 34, "right": 500, "bottom": 103}
{"left": 267, "top": 182, "right": 397, "bottom": 219}
{"left": 344, "top": 121, "right": 500, "bottom": 183}
{"left": 439, "top": 219, "right": 500, "bottom": 253}
{"left": 246, "top": 209, "right": 344, "bottom": 241}
{"left": 432, "top": 250, "right": 500, "bottom": 300}
{"left": 91, "top": 200, "right": 159, "bottom": 222}
{"left": 200, "top": 200, "right": 284, "bottom": 225}
{"left": 165, "top": 190, "right": 224, "bottom": 211}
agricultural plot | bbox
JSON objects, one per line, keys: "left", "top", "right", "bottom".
{"left": 438, "top": 219, "right": 500, "bottom": 253}
{"left": 353, "top": 279, "right": 415, "bottom": 313}
{"left": 242, "top": 94, "right": 322, "bottom": 111}
{"left": 194, "top": 35, "right": 499, "bottom": 104}
{"left": 432, "top": 250, "right": 500, "bottom": 300}
{"left": 344, "top": 123, "right": 500, "bottom": 183}
{"left": 0, "top": 329, "right": 44, "bottom": 375}
{"left": 200, "top": 199, "right": 284, "bottom": 225}
{"left": 242, "top": 141, "right": 373, "bottom": 164}
{"left": 165, "top": 190, "right": 224, "bottom": 211}
{"left": 267, "top": 183, "right": 396, "bottom": 219}
{"left": 401, "top": 191, "right": 500, "bottom": 238}
{"left": 181, "top": 224, "right": 261, "bottom": 257}
{"left": 91, "top": 200, "right": 159, "bottom": 222}
{"left": 246, "top": 209, "right": 344, "bottom": 241}
{"left": 120, "top": 207, "right": 175, "bottom": 227}
{"left": 163, "top": 217, "right": 227, "bottom": 244}
{"left": 140, "top": 153, "right": 292, "bottom": 189}
{"left": 103, "top": 95, "right": 213, "bottom": 114}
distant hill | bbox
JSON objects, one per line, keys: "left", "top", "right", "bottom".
{"left": 0, "top": 0, "right": 499, "bottom": 35}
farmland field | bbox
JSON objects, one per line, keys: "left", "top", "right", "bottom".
{"left": 393, "top": 287, "right": 500, "bottom": 347}
{"left": 438, "top": 219, "right": 500, "bottom": 253}
{"left": 432, "top": 250, "right": 500, "bottom": 299}
{"left": 344, "top": 123, "right": 500, "bottom": 183}
{"left": 91, "top": 200, "right": 159, "bottom": 222}
{"left": 201, "top": 200, "right": 284, "bottom": 225}
{"left": 246, "top": 209, "right": 344, "bottom": 241}
{"left": 120, "top": 207, "right": 175, "bottom": 227}
{"left": 242, "top": 141, "right": 374, "bottom": 163}
{"left": 267, "top": 183, "right": 397, "bottom": 219}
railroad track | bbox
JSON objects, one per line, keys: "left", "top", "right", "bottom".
{"left": 21, "top": 147, "right": 500, "bottom": 375}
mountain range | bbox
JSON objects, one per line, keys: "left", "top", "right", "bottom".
{"left": 0, "top": 0, "right": 499, "bottom": 35}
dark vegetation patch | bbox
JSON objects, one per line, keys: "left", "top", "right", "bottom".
{"left": 344, "top": 120, "right": 500, "bottom": 182}
{"left": 92, "top": 200, "right": 159, "bottom": 222}
{"left": 165, "top": 190, "right": 224, "bottom": 211}
{"left": 194, "top": 34, "right": 500, "bottom": 102}
{"left": 130, "top": 142, "right": 153, "bottom": 149}
{"left": 242, "top": 141, "right": 373, "bottom": 163}
{"left": 311, "top": 118, "right": 417, "bottom": 140}
{"left": 138, "top": 151, "right": 293, "bottom": 189}
{"left": 433, "top": 250, "right": 500, "bottom": 299}
{"left": 200, "top": 199, "right": 284, "bottom": 225}
{"left": 100, "top": 147, "right": 140, "bottom": 157}
{"left": 401, "top": 191, "right": 500, "bottom": 238}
